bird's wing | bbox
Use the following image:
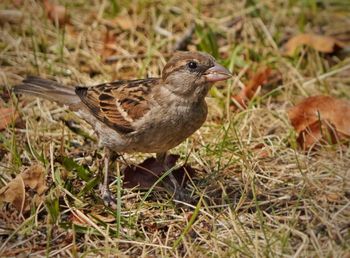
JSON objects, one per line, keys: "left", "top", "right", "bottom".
{"left": 75, "top": 78, "right": 158, "bottom": 134}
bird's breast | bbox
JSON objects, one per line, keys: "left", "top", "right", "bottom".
{"left": 128, "top": 100, "right": 208, "bottom": 153}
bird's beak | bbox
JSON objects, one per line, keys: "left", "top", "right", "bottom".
{"left": 204, "top": 63, "right": 232, "bottom": 82}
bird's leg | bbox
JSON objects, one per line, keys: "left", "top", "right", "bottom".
{"left": 99, "top": 147, "right": 118, "bottom": 209}
{"left": 156, "top": 152, "right": 188, "bottom": 202}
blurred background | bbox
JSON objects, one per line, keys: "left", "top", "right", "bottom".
{"left": 0, "top": 0, "right": 349, "bottom": 257}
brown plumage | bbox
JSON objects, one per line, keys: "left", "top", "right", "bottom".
{"left": 13, "top": 51, "right": 232, "bottom": 207}
{"left": 14, "top": 76, "right": 80, "bottom": 105}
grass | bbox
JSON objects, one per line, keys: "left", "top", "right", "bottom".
{"left": 0, "top": 0, "right": 350, "bottom": 257}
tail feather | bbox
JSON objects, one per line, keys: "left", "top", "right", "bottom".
{"left": 13, "top": 76, "right": 80, "bottom": 105}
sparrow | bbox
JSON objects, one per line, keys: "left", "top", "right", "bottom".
{"left": 13, "top": 51, "right": 232, "bottom": 207}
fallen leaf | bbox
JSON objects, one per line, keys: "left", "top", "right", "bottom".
{"left": 296, "top": 120, "right": 341, "bottom": 150}
{"left": 0, "top": 107, "right": 18, "bottom": 130}
{"left": 284, "top": 34, "right": 346, "bottom": 56}
{"left": 231, "top": 68, "right": 272, "bottom": 108}
{"left": 21, "top": 164, "right": 47, "bottom": 195}
{"left": 288, "top": 95, "right": 350, "bottom": 149}
{"left": 43, "top": 0, "right": 70, "bottom": 26}
{"left": 0, "top": 164, "right": 47, "bottom": 212}
{"left": 288, "top": 96, "right": 350, "bottom": 135}
{"left": 0, "top": 175, "right": 25, "bottom": 212}
{"left": 123, "top": 155, "right": 195, "bottom": 189}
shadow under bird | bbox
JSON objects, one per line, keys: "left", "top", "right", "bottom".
{"left": 13, "top": 51, "right": 232, "bottom": 207}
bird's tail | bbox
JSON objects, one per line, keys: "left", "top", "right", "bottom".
{"left": 13, "top": 76, "right": 80, "bottom": 105}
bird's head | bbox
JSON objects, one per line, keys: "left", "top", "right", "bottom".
{"left": 162, "top": 51, "right": 232, "bottom": 100}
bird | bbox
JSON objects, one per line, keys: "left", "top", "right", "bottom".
{"left": 13, "top": 51, "right": 232, "bottom": 207}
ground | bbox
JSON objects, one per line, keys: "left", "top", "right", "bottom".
{"left": 0, "top": 0, "right": 349, "bottom": 257}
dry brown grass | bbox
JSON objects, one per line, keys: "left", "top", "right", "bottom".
{"left": 0, "top": 0, "right": 350, "bottom": 257}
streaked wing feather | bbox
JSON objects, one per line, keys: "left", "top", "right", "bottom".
{"left": 75, "top": 78, "right": 157, "bottom": 134}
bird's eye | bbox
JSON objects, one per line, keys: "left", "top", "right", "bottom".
{"left": 187, "top": 61, "right": 198, "bottom": 70}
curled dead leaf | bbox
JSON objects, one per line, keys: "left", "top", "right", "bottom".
{"left": 0, "top": 175, "right": 25, "bottom": 212}
{"left": 123, "top": 155, "right": 195, "bottom": 189}
{"left": 284, "top": 34, "right": 346, "bottom": 56}
{"left": 296, "top": 120, "right": 341, "bottom": 150}
{"left": 231, "top": 68, "right": 274, "bottom": 109}
{"left": 21, "top": 164, "right": 47, "bottom": 194}
{"left": 288, "top": 95, "right": 350, "bottom": 149}
{"left": 0, "top": 107, "right": 18, "bottom": 131}
{"left": 0, "top": 164, "right": 47, "bottom": 212}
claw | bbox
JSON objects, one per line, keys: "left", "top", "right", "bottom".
{"left": 98, "top": 148, "right": 119, "bottom": 209}
{"left": 156, "top": 152, "right": 192, "bottom": 204}
{"left": 99, "top": 184, "right": 117, "bottom": 209}
{"left": 162, "top": 172, "right": 192, "bottom": 204}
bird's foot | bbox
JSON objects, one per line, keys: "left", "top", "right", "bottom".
{"left": 99, "top": 184, "right": 117, "bottom": 209}
{"left": 173, "top": 186, "right": 192, "bottom": 204}
{"left": 162, "top": 174, "right": 192, "bottom": 204}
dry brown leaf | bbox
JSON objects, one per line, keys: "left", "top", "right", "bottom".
{"left": 43, "top": 0, "right": 70, "bottom": 26}
{"left": 0, "top": 107, "right": 18, "bottom": 131}
{"left": 296, "top": 120, "right": 342, "bottom": 150}
{"left": 231, "top": 68, "right": 272, "bottom": 108}
{"left": 0, "top": 164, "right": 47, "bottom": 212}
{"left": 0, "top": 175, "right": 25, "bottom": 212}
{"left": 288, "top": 96, "right": 350, "bottom": 135}
{"left": 284, "top": 34, "right": 346, "bottom": 56}
{"left": 288, "top": 95, "right": 350, "bottom": 149}
{"left": 123, "top": 155, "right": 195, "bottom": 189}
{"left": 21, "top": 164, "right": 47, "bottom": 195}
